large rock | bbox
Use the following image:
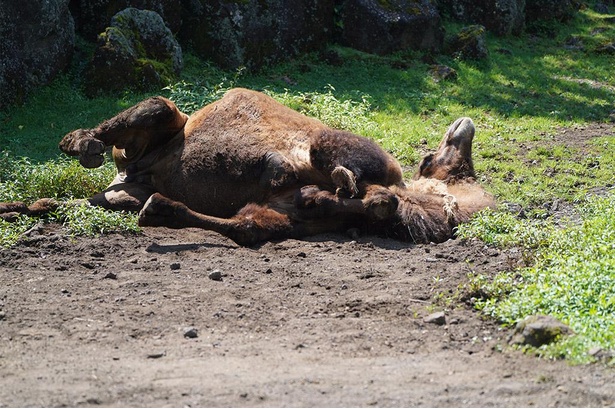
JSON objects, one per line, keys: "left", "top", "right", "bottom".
{"left": 525, "top": 0, "right": 577, "bottom": 24}
{"left": 83, "top": 8, "right": 182, "bottom": 96}
{"left": 69, "top": 0, "right": 182, "bottom": 41}
{"left": 437, "top": 0, "right": 525, "bottom": 36}
{"left": 337, "top": 0, "right": 444, "bottom": 55}
{"left": 0, "top": 0, "right": 75, "bottom": 110}
{"left": 179, "top": 0, "right": 335, "bottom": 70}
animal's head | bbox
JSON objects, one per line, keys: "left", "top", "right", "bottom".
{"left": 415, "top": 117, "right": 476, "bottom": 181}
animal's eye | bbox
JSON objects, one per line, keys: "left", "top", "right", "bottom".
{"left": 420, "top": 154, "right": 433, "bottom": 172}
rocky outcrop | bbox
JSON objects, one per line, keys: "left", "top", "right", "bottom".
{"left": 0, "top": 0, "right": 75, "bottom": 109}
{"left": 337, "top": 0, "right": 444, "bottom": 55}
{"left": 525, "top": 0, "right": 577, "bottom": 24}
{"left": 83, "top": 8, "right": 182, "bottom": 96}
{"left": 179, "top": 0, "right": 335, "bottom": 70}
{"left": 437, "top": 0, "right": 525, "bottom": 36}
{"left": 69, "top": 0, "right": 182, "bottom": 41}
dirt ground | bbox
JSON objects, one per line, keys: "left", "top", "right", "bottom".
{"left": 1, "top": 124, "right": 614, "bottom": 408}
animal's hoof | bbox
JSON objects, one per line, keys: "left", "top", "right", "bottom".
{"left": 28, "top": 198, "right": 59, "bottom": 215}
{"left": 365, "top": 189, "right": 399, "bottom": 221}
{"left": 138, "top": 193, "right": 179, "bottom": 227}
{"left": 331, "top": 166, "right": 358, "bottom": 197}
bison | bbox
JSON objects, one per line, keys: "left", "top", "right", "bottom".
{"left": 0, "top": 88, "right": 494, "bottom": 245}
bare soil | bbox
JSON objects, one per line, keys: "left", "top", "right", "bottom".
{"left": 1, "top": 124, "right": 614, "bottom": 408}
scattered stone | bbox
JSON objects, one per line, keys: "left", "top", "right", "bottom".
{"left": 0, "top": 311, "right": 5, "bottom": 321}
{"left": 588, "top": 347, "right": 613, "bottom": 361}
{"left": 103, "top": 272, "right": 117, "bottom": 280}
{"left": 296, "top": 252, "right": 307, "bottom": 258}
{"left": 430, "top": 65, "right": 457, "bottom": 82}
{"left": 264, "top": 268, "right": 273, "bottom": 274}
{"left": 146, "top": 351, "right": 166, "bottom": 359}
{"left": 594, "top": 3, "right": 610, "bottom": 13}
{"left": 424, "top": 311, "right": 446, "bottom": 325}
{"left": 183, "top": 327, "right": 198, "bottom": 339}
{"left": 509, "top": 315, "right": 573, "bottom": 347}
{"left": 170, "top": 263, "right": 181, "bottom": 271}
{"left": 209, "top": 270, "right": 223, "bottom": 281}
{"left": 595, "top": 42, "right": 615, "bottom": 55}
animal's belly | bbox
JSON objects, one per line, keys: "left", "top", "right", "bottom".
{"left": 153, "top": 136, "right": 273, "bottom": 218}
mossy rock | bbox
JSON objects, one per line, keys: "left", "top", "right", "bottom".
{"left": 338, "top": 0, "right": 444, "bottom": 55}
{"left": 447, "top": 24, "right": 489, "bottom": 60}
{"left": 509, "top": 315, "right": 573, "bottom": 348}
{"left": 84, "top": 7, "right": 182, "bottom": 96}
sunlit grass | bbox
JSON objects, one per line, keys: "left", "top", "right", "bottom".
{"left": 459, "top": 194, "right": 615, "bottom": 364}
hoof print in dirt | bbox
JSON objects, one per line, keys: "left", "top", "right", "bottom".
{"left": 509, "top": 315, "right": 573, "bottom": 347}
{"left": 423, "top": 311, "right": 446, "bottom": 325}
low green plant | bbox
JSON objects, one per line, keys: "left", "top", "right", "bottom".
{"left": 266, "top": 85, "right": 378, "bottom": 135}
{"left": 52, "top": 202, "right": 140, "bottom": 236}
{"left": 461, "top": 194, "right": 615, "bottom": 364}
{"left": 0, "top": 155, "right": 114, "bottom": 203}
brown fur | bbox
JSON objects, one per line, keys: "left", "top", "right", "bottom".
{"left": 1, "top": 88, "right": 495, "bottom": 246}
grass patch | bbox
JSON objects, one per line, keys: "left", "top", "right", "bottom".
{"left": 459, "top": 194, "right": 615, "bottom": 364}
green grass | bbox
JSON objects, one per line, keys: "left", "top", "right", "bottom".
{"left": 0, "top": 1, "right": 614, "bottom": 363}
{"left": 458, "top": 195, "right": 615, "bottom": 364}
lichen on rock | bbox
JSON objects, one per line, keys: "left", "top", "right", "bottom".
{"left": 84, "top": 7, "right": 182, "bottom": 96}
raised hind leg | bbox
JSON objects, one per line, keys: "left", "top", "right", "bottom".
{"left": 59, "top": 96, "right": 188, "bottom": 169}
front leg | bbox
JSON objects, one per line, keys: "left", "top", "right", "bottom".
{"left": 59, "top": 96, "right": 188, "bottom": 169}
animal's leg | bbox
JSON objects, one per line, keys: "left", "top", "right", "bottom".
{"left": 415, "top": 117, "right": 476, "bottom": 181}
{"left": 88, "top": 181, "right": 157, "bottom": 212}
{"left": 331, "top": 165, "right": 359, "bottom": 197}
{"left": 259, "top": 152, "right": 299, "bottom": 191}
{"left": 0, "top": 199, "right": 59, "bottom": 221}
{"left": 0, "top": 181, "right": 155, "bottom": 223}
{"left": 295, "top": 184, "right": 398, "bottom": 221}
{"left": 309, "top": 129, "right": 404, "bottom": 195}
{"left": 59, "top": 97, "right": 188, "bottom": 168}
{"left": 138, "top": 193, "right": 295, "bottom": 246}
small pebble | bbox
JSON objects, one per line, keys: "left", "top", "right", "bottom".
{"left": 170, "top": 262, "right": 181, "bottom": 270}
{"left": 209, "top": 270, "right": 223, "bottom": 281}
{"left": 103, "top": 272, "right": 117, "bottom": 280}
{"left": 183, "top": 327, "right": 198, "bottom": 339}
{"left": 424, "top": 311, "right": 446, "bottom": 325}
